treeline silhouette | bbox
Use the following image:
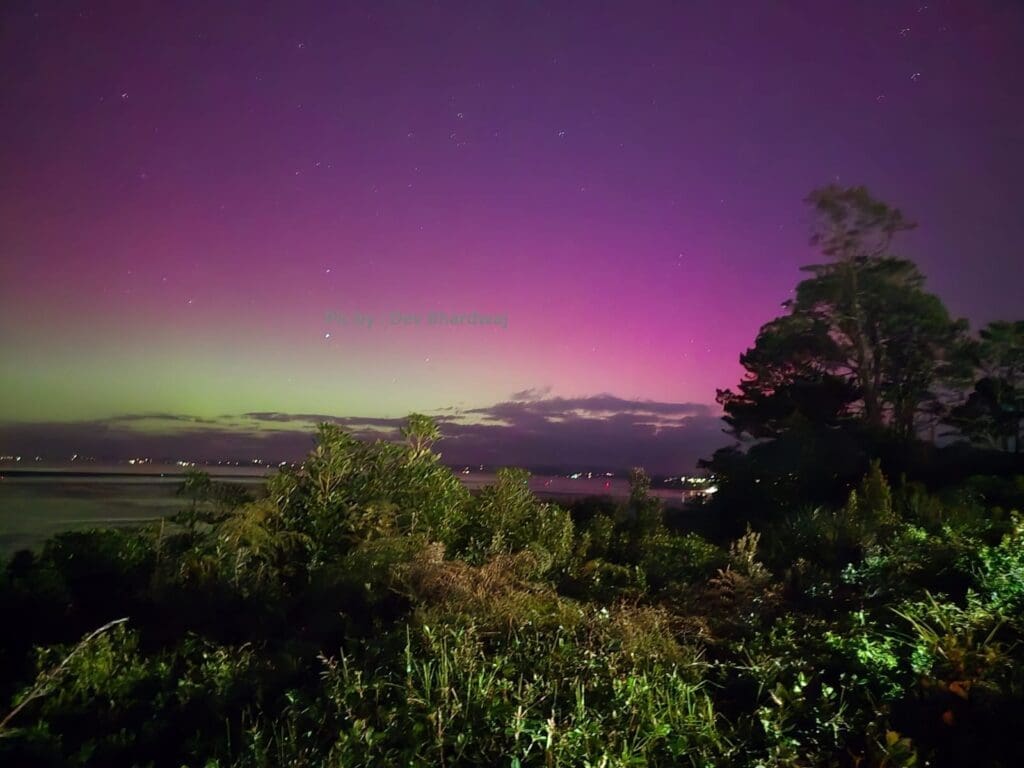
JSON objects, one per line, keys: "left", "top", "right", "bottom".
{"left": 1, "top": 187, "right": 1023, "bottom": 767}
{"left": 702, "top": 185, "right": 1024, "bottom": 532}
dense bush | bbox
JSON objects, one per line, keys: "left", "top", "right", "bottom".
{"left": 2, "top": 418, "right": 1023, "bottom": 767}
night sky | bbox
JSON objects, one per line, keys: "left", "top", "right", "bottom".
{"left": 2, "top": 1, "right": 1023, "bottom": 473}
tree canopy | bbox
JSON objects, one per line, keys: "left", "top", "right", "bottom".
{"left": 947, "top": 321, "right": 1024, "bottom": 453}
{"left": 717, "top": 185, "right": 970, "bottom": 443}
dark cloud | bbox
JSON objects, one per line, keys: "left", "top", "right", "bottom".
{"left": 467, "top": 394, "right": 712, "bottom": 423}
{"left": 508, "top": 386, "right": 553, "bottom": 401}
{"left": 441, "top": 395, "right": 724, "bottom": 472}
{"left": 0, "top": 393, "right": 729, "bottom": 473}
{"left": 107, "top": 413, "right": 219, "bottom": 425}
{"left": 241, "top": 412, "right": 414, "bottom": 429}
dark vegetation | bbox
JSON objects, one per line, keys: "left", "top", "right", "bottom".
{"left": 1, "top": 187, "right": 1023, "bottom": 766}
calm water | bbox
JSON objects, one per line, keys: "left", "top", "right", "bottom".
{"left": 0, "top": 477, "right": 189, "bottom": 555}
{"left": 0, "top": 471, "right": 687, "bottom": 556}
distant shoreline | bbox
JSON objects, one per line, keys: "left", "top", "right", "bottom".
{"left": 0, "top": 469, "right": 269, "bottom": 481}
{"left": 0, "top": 468, "right": 692, "bottom": 506}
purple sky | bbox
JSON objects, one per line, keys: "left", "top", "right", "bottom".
{"left": 2, "top": 1, "right": 1023, "bottom": 473}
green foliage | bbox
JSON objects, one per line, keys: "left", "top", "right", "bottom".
{"left": 640, "top": 531, "right": 726, "bottom": 591}
{"left": 454, "top": 468, "right": 574, "bottom": 577}
{"left": 763, "top": 461, "right": 901, "bottom": 572}
{"left": 947, "top": 321, "right": 1024, "bottom": 453}
{"left": 3, "top": 623, "right": 263, "bottom": 766}
{"left": 3, "top": 417, "right": 1024, "bottom": 767}
{"left": 974, "top": 513, "right": 1024, "bottom": 625}
{"left": 174, "top": 469, "right": 253, "bottom": 530}
{"left": 841, "top": 523, "right": 978, "bottom": 602}
{"left": 269, "top": 421, "right": 470, "bottom": 567}
{"left": 235, "top": 616, "right": 723, "bottom": 768}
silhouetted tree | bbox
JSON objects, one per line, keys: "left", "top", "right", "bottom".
{"left": 717, "top": 312, "right": 859, "bottom": 439}
{"left": 948, "top": 321, "right": 1024, "bottom": 452}
{"left": 716, "top": 185, "right": 969, "bottom": 443}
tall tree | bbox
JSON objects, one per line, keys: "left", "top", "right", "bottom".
{"left": 717, "top": 185, "right": 969, "bottom": 442}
